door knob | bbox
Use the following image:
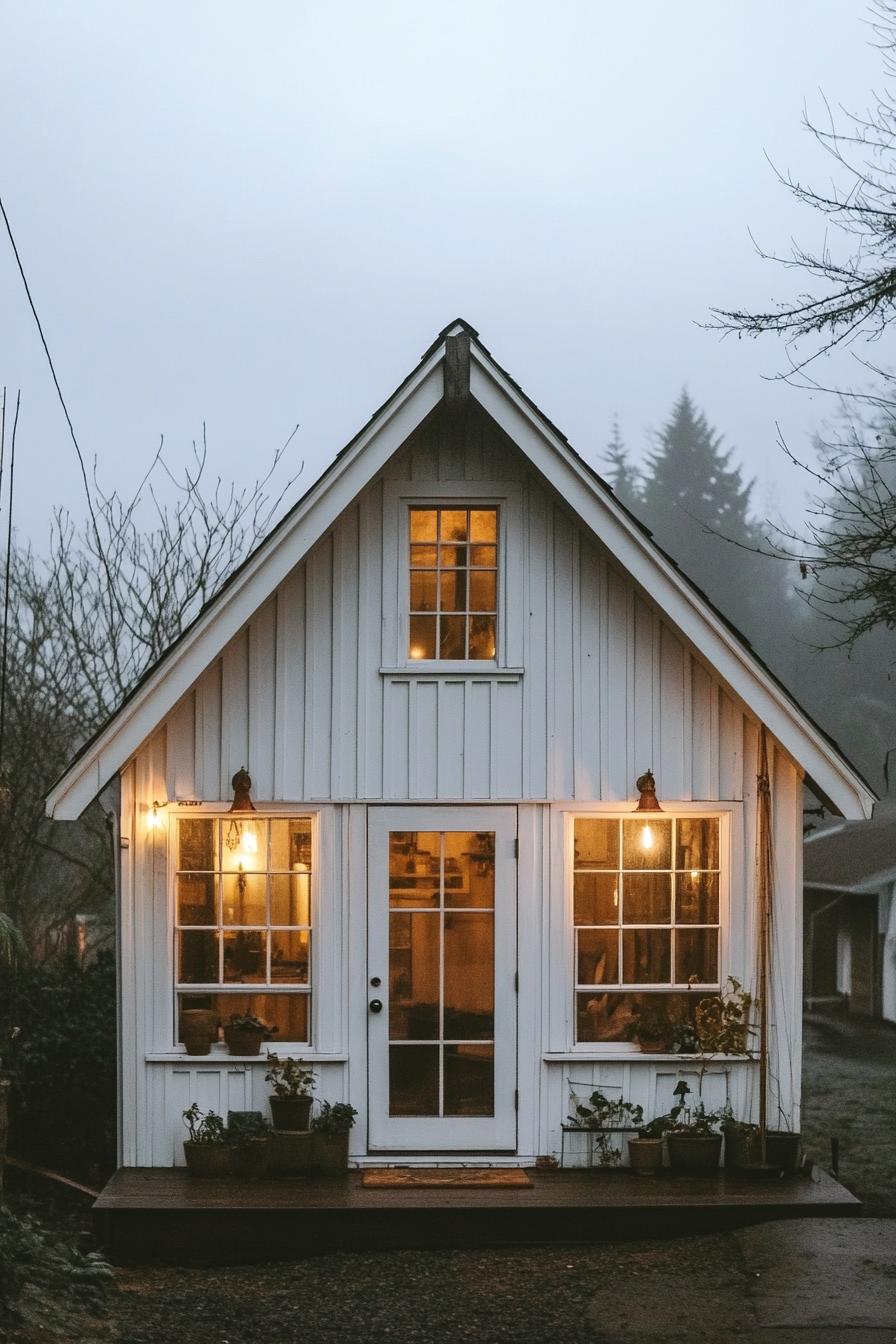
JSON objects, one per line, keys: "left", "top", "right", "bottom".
{"left": 369, "top": 999, "right": 383, "bottom": 1014}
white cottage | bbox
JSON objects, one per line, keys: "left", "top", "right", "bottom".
{"left": 47, "top": 321, "right": 873, "bottom": 1170}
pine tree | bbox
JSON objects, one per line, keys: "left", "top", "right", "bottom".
{"left": 641, "top": 391, "right": 754, "bottom": 551}
{"left": 601, "top": 416, "right": 641, "bottom": 510}
{"left": 638, "top": 390, "right": 803, "bottom": 687}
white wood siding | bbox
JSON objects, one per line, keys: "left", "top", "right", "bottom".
{"left": 158, "top": 418, "right": 755, "bottom": 809}
{"left": 123, "top": 410, "right": 804, "bottom": 1167}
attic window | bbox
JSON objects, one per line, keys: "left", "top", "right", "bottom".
{"left": 408, "top": 507, "right": 498, "bottom": 660}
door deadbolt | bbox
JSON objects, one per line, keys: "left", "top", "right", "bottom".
{"left": 369, "top": 999, "right": 383, "bottom": 1014}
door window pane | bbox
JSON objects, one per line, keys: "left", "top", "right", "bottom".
{"left": 444, "top": 1045, "right": 494, "bottom": 1116}
{"left": 386, "top": 829, "right": 498, "bottom": 1119}
{"left": 389, "top": 1044, "right": 439, "bottom": 1116}
{"left": 444, "top": 912, "right": 494, "bottom": 1039}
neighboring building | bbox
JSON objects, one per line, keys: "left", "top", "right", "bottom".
{"left": 46, "top": 321, "right": 873, "bottom": 1170}
{"left": 804, "top": 813, "right": 896, "bottom": 1023}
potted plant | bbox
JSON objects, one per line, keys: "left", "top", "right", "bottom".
{"left": 627, "top": 1113, "right": 668, "bottom": 1174}
{"left": 180, "top": 1008, "right": 218, "bottom": 1056}
{"left": 311, "top": 1101, "right": 358, "bottom": 1170}
{"left": 567, "top": 1089, "right": 644, "bottom": 1167}
{"left": 720, "top": 1114, "right": 763, "bottom": 1169}
{"left": 227, "top": 1110, "right": 272, "bottom": 1178}
{"left": 182, "top": 1103, "right": 232, "bottom": 1176}
{"left": 223, "top": 1012, "right": 277, "bottom": 1056}
{"left": 764, "top": 1128, "right": 802, "bottom": 1173}
{"left": 664, "top": 1082, "right": 723, "bottom": 1171}
{"left": 264, "top": 1053, "right": 315, "bottom": 1130}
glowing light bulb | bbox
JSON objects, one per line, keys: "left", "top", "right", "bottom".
{"left": 240, "top": 829, "right": 259, "bottom": 861}
{"left": 409, "top": 644, "right": 426, "bottom": 660}
{"left": 640, "top": 822, "right": 654, "bottom": 853}
{"left": 690, "top": 868, "right": 700, "bottom": 881}
{"left": 147, "top": 806, "right": 160, "bottom": 830}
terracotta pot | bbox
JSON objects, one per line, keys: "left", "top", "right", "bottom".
{"left": 224, "top": 1027, "right": 265, "bottom": 1056}
{"left": 270, "top": 1095, "right": 313, "bottom": 1131}
{"left": 231, "top": 1138, "right": 271, "bottom": 1178}
{"left": 638, "top": 1039, "right": 668, "bottom": 1054}
{"left": 270, "top": 1128, "right": 314, "bottom": 1174}
{"left": 183, "top": 1141, "right": 233, "bottom": 1176}
{"left": 627, "top": 1137, "right": 664, "bottom": 1173}
{"left": 765, "top": 1131, "right": 801, "bottom": 1173}
{"left": 312, "top": 1130, "right": 350, "bottom": 1171}
{"left": 666, "top": 1133, "right": 723, "bottom": 1171}
{"left": 182, "top": 1033, "right": 213, "bottom": 1056}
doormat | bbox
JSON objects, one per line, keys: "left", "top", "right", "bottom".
{"left": 362, "top": 1167, "right": 532, "bottom": 1189}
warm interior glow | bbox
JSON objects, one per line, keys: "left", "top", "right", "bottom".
{"left": 240, "top": 829, "right": 259, "bottom": 860}
{"left": 639, "top": 822, "right": 654, "bottom": 852}
{"left": 409, "top": 644, "right": 426, "bottom": 660}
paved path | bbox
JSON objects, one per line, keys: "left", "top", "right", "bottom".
{"left": 586, "top": 1219, "right": 896, "bottom": 1343}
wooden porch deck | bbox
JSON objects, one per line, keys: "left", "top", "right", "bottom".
{"left": 94, "top": 1165, "right": 861, "bottom": 1263}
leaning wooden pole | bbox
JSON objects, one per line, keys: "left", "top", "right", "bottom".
{"left": 756, "top": 727, "right": 774, "bottom": 1164}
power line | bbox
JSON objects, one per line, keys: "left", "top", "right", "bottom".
{"left": 0, "top": 190, "right": 100, "bottom": 537}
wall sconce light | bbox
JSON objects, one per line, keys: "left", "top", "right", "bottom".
{"left": 634, "top": 769, "right": 662, "bottom": 853}
{"left": 225, "top": 768, "right": 257, "bottom": 894}
{"left": 147, "top": 799, "right": 168, "bottom": 830}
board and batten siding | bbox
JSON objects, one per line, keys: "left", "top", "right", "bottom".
{"left": 120, "top": 413, "right": 804, "bottom": 1167}
{"left": 159, "top": 421, "right": 754, "bottom": 810}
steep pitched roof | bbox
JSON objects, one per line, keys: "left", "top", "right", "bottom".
{"left": 46, "top": 319, "right": 876, "bottom": 821}
{"left": 804, "top": 812, "right": 896, "bottom": 891}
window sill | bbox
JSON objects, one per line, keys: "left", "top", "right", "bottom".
{"left": 543, "top": 1051, "right": 755, "bottom": 1064}
{"left": 146, "top": 1050, "right": 347, "bottom": 1064}
{"left": 380, "top": 665, "right": 524, "bottom": 679}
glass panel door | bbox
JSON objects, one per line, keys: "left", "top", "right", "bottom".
{"left": 368, "top": 807, "right": 517, "bottom": 1152}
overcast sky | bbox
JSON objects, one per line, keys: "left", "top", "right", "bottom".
{"left": 0, "top": 1, "right": 883, "bottom": 544}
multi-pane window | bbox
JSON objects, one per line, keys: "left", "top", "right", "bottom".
{"left": 408, "top": 506, "right": 498, "bottom": 660}
{"left": 573, "top": 815, "right": 721, "bottom": 1046}
{"left": 176, "top": 815, "right": 312, "bottom": 1045}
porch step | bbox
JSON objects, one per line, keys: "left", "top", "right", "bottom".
{"left": 93, "top": 1166, "right": 861, "bottom": 1264}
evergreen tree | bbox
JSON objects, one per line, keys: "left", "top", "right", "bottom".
{"left": 638, "top": 390, "right": 804, "bottom": 691}
{"left": 601, "top": 416, "right": 641, "bottom": 510}
{"left": 641, "top": 391, "right": 754, "bottom": 552}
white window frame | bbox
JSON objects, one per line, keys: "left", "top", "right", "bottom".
{"left": 169, "top": 804, "right": 322, "bottom": 1053}
{"left": 555, "top": 804, "right": 735, "bottom": 1056}
{"left": 380, "top": 480, "right": 525, "bottom": 673}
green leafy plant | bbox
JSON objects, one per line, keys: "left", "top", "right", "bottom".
{"left": 226, "top": 1013, "right": 277, "bottom": 1035}
{"left": 666, "top": 1080, "right": 721, "bottom": 1135}
{"left": 264, "top": 1053, "right": 315, "bottom": 1098}
{"left": 311, "top": 1101, "right": 358, "bottom": 1136}
{"left": 0, "top": 1204, "right": 115, "bottom": 1324}
{"left": 567, "top": 1089, "right": 645, "bottom": 1166}
{"left": 694, "top": 976, "right": 755, "bottom": 1056}
{"left": 637, "top": 1113, "right": 672, "bottom": 1139}
{"left": 226, "top": 1111, "right": 271, "bottom": 1146}
{"left": 182, "top": 1103, "right": 228, "bottom": 1144}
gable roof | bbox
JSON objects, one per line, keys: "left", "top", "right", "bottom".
{"left": 45, "top": 319, "right": 876, "bottom": 822}
{"left": 804, "top": 811, "right": 896, "bottom": 892}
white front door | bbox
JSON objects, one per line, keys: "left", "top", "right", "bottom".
{"left": 367, "top": 806, "right": 518, "bottom": 1152}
